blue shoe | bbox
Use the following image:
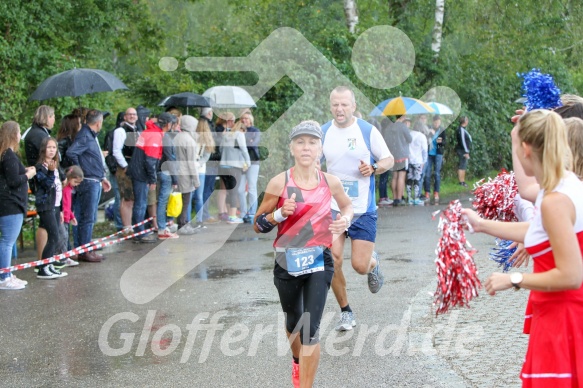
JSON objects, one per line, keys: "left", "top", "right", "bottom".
{"left": 227, "top": 216, "right": 244, "bottom": 224}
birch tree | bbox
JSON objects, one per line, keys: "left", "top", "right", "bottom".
{"left": 344, "top": 0, "right": 359, "bottom": 34}
{"left": 432, "top": 0, "right": 445, "bottom": 58}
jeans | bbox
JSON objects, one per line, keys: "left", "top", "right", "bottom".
{"left": 0, "top": 213, "right": 23, "bottom": 280}
{"left": 76, "top": 179, "right": 102, "bottom": 247}
{"left": 423, "top": 154, "right": 443, "bottom": 194}
{"left": 109, "top": 172, "right": 123, "bottom": 230}
{"left": 203, "top": 164, "right": 218, "bottom": 220}
{"left": 193, "top": 173, "right": 206, "bottom": 223}
{"left": 132, "top": 180, "right": 149, "bottom": 232}
{"left": 239, "top": 164, "right": 259, "bottom": 218}
{"left": 157, "top": 173, "right": 173, "bottom": 230}
{"left": 378, "top": 171, "right": 390, "bottom": 199}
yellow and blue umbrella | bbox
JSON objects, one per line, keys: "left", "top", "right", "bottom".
{"left": 370, "top": 96, "right": 435, "bottom": 116}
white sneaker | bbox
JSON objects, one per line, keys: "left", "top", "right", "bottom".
{"left": 378, "top": 198, "right": 393, "bottom": 206}
{"left": 178, "top": 223, "right": 198, "bottom": 235}
{"left": 0, "top": 276, "right": 25, "bottom": 290}
{"left": 11, "top": 273, "right": 28, "bottom": 286}
{"left": 64, "top": 258, "right": 79, "bottom": 267}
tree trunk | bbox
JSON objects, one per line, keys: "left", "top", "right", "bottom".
{"left": 344, "top": 0, "right": 359, "bottom": 34}
{"left": 432, "top": 0, "right": 445, "bottom": 58}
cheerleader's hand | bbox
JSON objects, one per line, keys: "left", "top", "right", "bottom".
{"left": 460, "top": 208, "right": 482, "bottom": 233}
{"left": 510, "top": 242, "right": 531, "bottom": 268}
{"left": 484, "top": 272, "right": 513, "bottom": 296}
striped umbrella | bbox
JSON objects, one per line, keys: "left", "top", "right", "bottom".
{"left": 426, "top": 101, "right": 454, "bottom": 115}
{"left": 370, "top": 96, "right": 435, "bottom": 116}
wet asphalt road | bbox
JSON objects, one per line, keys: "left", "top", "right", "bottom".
{"left": 0, "top": 193, "right": 525, "bottom": 387}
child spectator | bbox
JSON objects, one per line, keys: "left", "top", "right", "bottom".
{"left": 61, "top": 165, "right": 84, "bottom": 266}
{"left": 34, "top": 137, "right": 67, "bottom": 279}
{"left": 407, "top": 120, "right": 428, "bottom": 205}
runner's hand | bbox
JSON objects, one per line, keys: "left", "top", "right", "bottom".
{"left": 329, "top": 213, "right": 348, "bottom": 234}
{"left": 281, "top": 193, "right": 296, "bottom": 217}
{"left": 359, "top": 160, "right": 373, "bottom": 177}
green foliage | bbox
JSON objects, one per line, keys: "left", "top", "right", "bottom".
{"left": 2, "top": 0, "right": 583, "bottom": 181}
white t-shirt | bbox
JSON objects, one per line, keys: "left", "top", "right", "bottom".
{"left": 322, "top": 119, "right": 392, "bottom": 214}
{"left": 408, "top": 130, "right": 428, "bottom": 166}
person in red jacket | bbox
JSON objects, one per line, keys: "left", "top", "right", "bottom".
{"left": 127, "top": 113, "right": 176, "bottom": 243}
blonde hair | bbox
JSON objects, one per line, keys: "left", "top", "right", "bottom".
{"left": 240, "top": 111, "right": 254, "bottom": 126}
{"left": 0, "top": 121, "right": 21, "bottom": 156}
{"left": 232, "top": 121, "right": 246, "bottom": 133}
{"left": 195, "top": 119, "right": 215, "bottom": 153}
{"left": 517, "top": 109, "right": 572, "bottom": 192}
{"left": 33, "top": 105, "right": 55, "bottom": 128}
{"left": 564, "top": 117, "right": 583, "bottom": 178}
{"left": 561, "top": 94, "right": 583, "bottom": 107}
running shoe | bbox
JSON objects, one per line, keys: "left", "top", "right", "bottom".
{"left": 368, "top": 251, "right": 384, "bottom": 293}
{"left": 412, "top": 199, "right": 425, "bottom": 206}
{"left": 378, "top": 198, "right": 393, "bottom": 206}
{"left": 227, "top": 216, "right": 244, "bottom": 224}
{"left": 0, "top": 276, "right": 25, "bottom": 290}
{"left": 335, "top": 311, "right": 356, "bottom": 331}
{"left": 292, "top": 359, "right": 300, "bottom": 388}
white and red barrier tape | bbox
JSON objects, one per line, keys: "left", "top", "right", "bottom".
{"left": 1, "top": 217, "right": 156, "bottom": 274}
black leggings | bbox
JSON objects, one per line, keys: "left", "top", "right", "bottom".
{"left": 274, "top": 269, "right": 334, "bottom": 345}
{"left": 219, "top": 166, "right": 241, "bottom": 208}
{"left": 38, "top": 208, "right": 60, "bottom": 262}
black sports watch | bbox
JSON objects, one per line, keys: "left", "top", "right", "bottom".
{"left": 372, "top": 163, "right": 378, "bottom": 172}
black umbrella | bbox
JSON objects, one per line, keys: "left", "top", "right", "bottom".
{"left": 158, "top": 92, "right": 212, "bottom": 114}
{"left": 29, "top": 68, "right": 128, "bottom": 101}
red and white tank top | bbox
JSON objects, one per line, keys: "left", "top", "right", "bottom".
{"left": 524, "top": 171, "right": 583, "bottom": 303}
{"left": 274, "top": 168, "right": 333, "bottom": 249}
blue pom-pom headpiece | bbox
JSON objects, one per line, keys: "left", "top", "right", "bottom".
{"left": 518, "top": 68, "right": 562, "bottom": 110}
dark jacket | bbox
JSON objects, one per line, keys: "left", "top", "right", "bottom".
{"left": 58, "top": 136, "right": 74, "bottom": 168}
{"left": 24, "top": 123, "right": 50, "bottom": 166}
{"left": 34, "top": 163, "right": 57, "bottom": 213}
{"left": 66, "top": 124, "right": 106, "bottom": 181}
{"left": 0, "top": 149, "right": 29, "bottom": 216}
{"left": 127, "top": 120, "right": 163, "bottom": 184}
{"left": 245, "top": 126, "right": 261, "bottom": 162}
{"left": 455, "top": 125, "right": 472, "bottom": 154}
{"left": 158, "top": 131, "right": 178, "bottom": 185}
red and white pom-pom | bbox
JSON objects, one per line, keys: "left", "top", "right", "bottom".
{"left": 472, "top": 169, "right": 517, "bottom": 222}
{"left": 433, "top": 200, "right": 481, "bottom": 316}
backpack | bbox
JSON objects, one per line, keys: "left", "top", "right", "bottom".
{"left": 103, "top": 128, "right": 117, "bottom": 175}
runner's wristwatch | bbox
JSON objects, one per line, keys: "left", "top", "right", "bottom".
{"left": 510, "top": 272, "right": 523, "bottom": 290}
